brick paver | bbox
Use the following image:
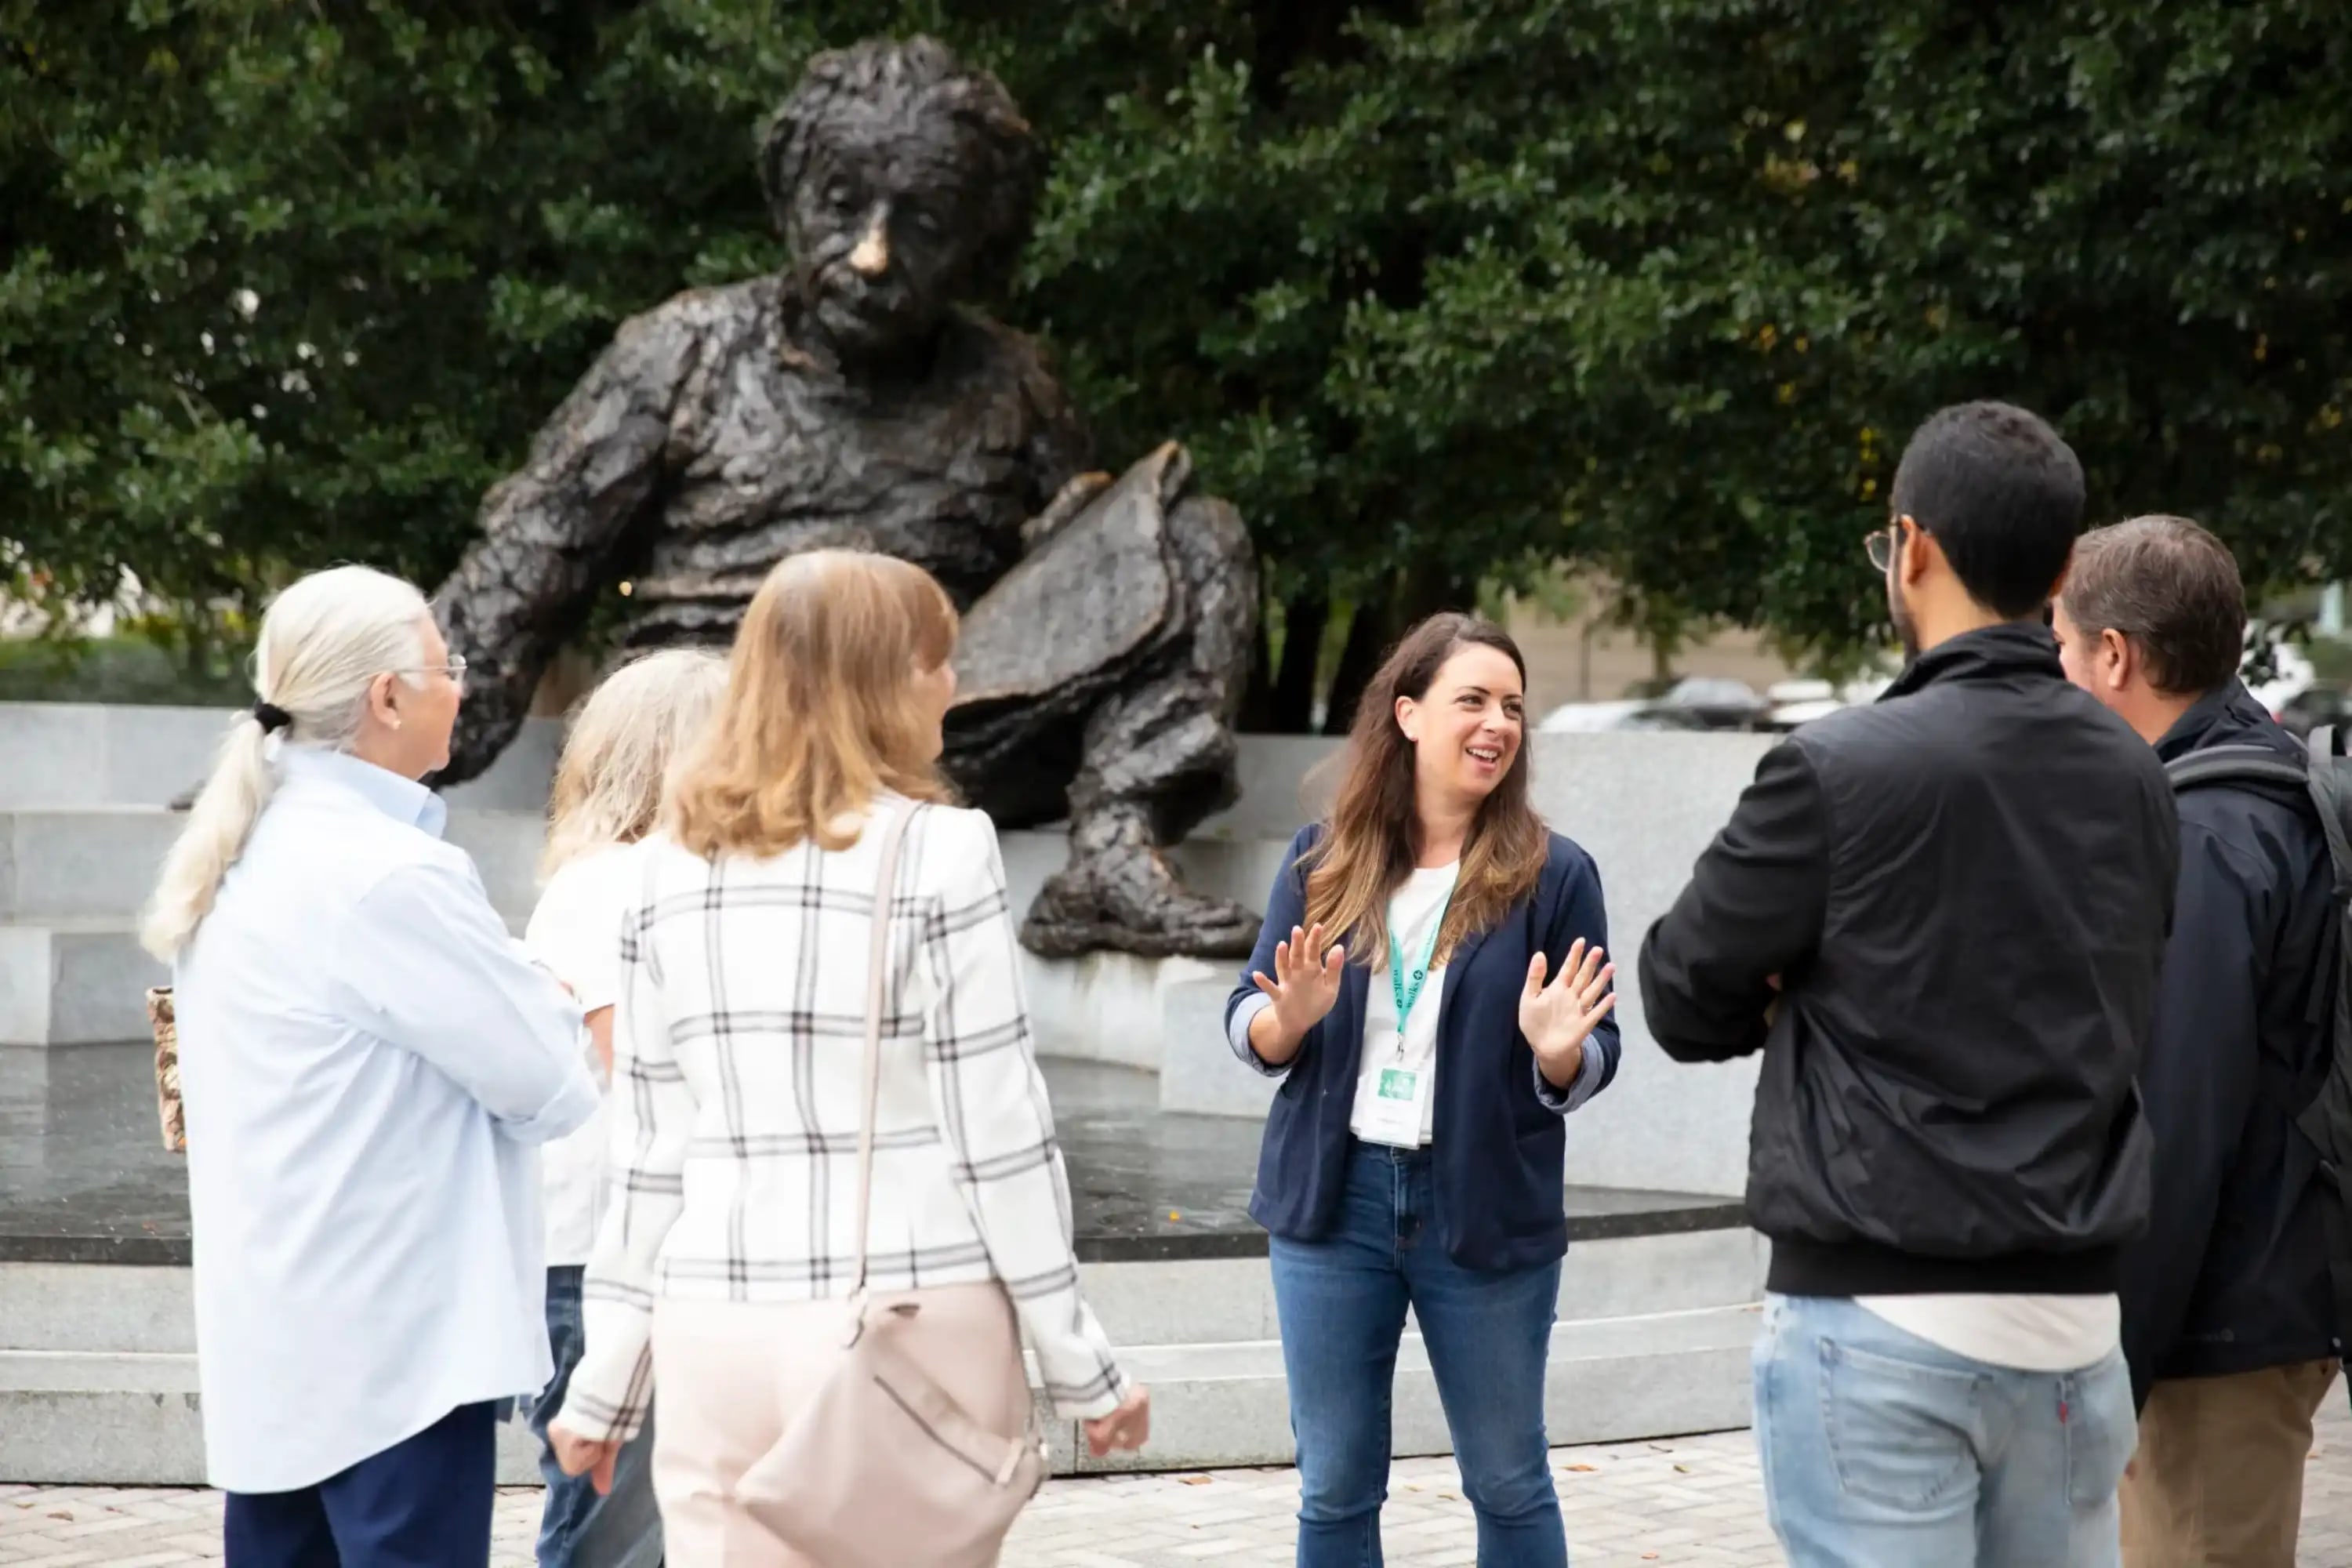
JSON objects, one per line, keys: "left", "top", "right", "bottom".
{"left": 4, "top": 1402, "right": 2347, "bottom": 1565}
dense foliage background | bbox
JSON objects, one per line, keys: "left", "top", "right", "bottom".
{"left": 6, "top": 0, "right": 2350, "bottom": 722}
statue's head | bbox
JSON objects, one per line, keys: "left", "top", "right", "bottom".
{"left": 759, "top": 38, "right": 1040, "bottom": 362}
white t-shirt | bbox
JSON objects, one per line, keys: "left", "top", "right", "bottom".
{"left": 1856, "top": 1293, "right": 2121, "bottom": 1372}
{"left": 1349, "top": 863, "right": 1461, "bottom": 1147}
{"left": 521, "top": 840, "right": 643, "bottom": 1267}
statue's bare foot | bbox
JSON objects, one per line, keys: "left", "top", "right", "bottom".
{"left": 1021, "top": 842, "right": 1261, "bottom": 960}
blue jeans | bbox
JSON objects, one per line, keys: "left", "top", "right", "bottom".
{"left": 1270, "top": 1140, "right": 1566, "bottom": 1567}
{"left": 1754, "top": 1294, "right": 2136, "bottom": 1568}
{"left": 530, "top": 1267, "right": 663, "bottom": 1568}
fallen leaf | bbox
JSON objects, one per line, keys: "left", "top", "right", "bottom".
{"left": 1674, "top": 1464, "right": 1691, "bottom": 1473}
{"left": 1179, "top": 1475, "right": 1213, "bottom": 1486}
{"left": 1563, "top": 1464, "right": 1597, "bottom": 1472}
{"left": 49, "top": 1512, "right": 71, "bottom": 1520}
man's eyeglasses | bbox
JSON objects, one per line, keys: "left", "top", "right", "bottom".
{"left": 1864, "top": 521, "right": 1923, "bottom": 574}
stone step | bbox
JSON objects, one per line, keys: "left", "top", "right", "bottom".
{"left": 0, "top": 807, "right": 1292, "bottom": 930}
{"left": 0, "top": 1350, "right": 551, "bottom": 1486}
{"left": 0, "top": 1303, "right": 1758, "bottom": 1484}
{"left": 1075, "top": 1304, "right": 1760, "bottom": 1473}
{"left": 0, "top": 1231, "right": 1764, "bottom": 1359}
{"left": 0, "top": 703, "right": 1331, "bottom": 840}
{"left": 0, "top": 808, "right": 568, "bottom": 927}
{"left": 0, "top": 703, "right": 568, "bottom": 812}
{"left": 0, "top": 810, "right": 1293, "bottom": 1056}
{"left": 0, "top": 921, "right": 165, "bottom": 1049}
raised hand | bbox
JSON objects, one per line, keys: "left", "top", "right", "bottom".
{"left": 1519, "top": 938, "right": 1617, "bottom": 1085}
{"left": 1251, "top": 923, "right": 1346, "bottom": 1041}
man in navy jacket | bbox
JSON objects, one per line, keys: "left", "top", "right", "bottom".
{"left": 2055, "top": 514, "right": 2344, "bottom": 1566}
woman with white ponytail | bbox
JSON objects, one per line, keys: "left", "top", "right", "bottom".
{"left": 151, "top": 564, "right": 599, "bottom": 1568}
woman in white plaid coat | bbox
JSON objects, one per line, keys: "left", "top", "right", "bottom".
{"left": 547, "top": 549, "right": 1150, "bottom": 1563}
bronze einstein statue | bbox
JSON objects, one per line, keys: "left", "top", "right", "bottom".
{"left": 428, "top": 36, "right": 1263, "bottom": 958}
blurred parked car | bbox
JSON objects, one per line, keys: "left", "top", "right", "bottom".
{"left": 1539, "top": 624, "right": 2341, "bottom": 742}
{"left": 1540, "top": 673, "right": 1896, "bottom": 735}
{"left": 1539, "top": 676, "right": 1765, "bottom": 735}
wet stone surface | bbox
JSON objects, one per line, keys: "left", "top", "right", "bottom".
{"left": 0, "top": 1051, "right": 1741, "bottom": 1265}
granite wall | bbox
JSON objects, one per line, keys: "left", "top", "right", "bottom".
{"left": 0, "top": 704, "right": 1773, "bottom": 1195}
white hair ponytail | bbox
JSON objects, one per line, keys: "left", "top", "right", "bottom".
{"left": 140, "top": 566, "right": 430, "bottom": 961}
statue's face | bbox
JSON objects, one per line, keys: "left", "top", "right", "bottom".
{"left": 787, "top": 114, "right": 985, "bottom": 361}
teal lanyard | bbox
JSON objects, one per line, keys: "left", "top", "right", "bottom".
{"left": 1387, "top": 888, "right": 1454, "bottom": 1041}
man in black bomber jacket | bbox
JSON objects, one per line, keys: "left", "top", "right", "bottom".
{"left": 1639, "top": 401, "right": 2179, "bottom": 1567}
{"left": 2054, "top": 514, "right": 2343, "bottom": 1567}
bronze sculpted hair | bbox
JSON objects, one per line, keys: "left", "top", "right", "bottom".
{"left": 1302, "top": 613, "right": 1547, "bottom": 967}
{"left": 757, "top": 36, "right": 1039, "bottom": 301}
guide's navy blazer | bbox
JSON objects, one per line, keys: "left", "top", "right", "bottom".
{"left": 1225, "top": 825, "right": 1621, "bottom": 1272}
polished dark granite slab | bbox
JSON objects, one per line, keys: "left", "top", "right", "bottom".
{"left": 0, "top": 1046, "right": 1744, "bottom": 1266}
{"left": 0, "top": 1044, "right": 192, "bottom": 1265}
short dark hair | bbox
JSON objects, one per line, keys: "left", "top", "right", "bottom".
{"left": 1888, "top": 401, "right": 2086, "bottom": 619}
{"left": 2062, "top": 515, "right": 2245, "bottom": 696}
{"left": 757, "top": 37, "right": 1040, "bottom": 300}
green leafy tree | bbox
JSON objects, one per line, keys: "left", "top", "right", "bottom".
{"left": 8, "top": 1, "right": 2352, "bottom": 724}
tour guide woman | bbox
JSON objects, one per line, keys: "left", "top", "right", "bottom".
{"left": 1226, "top": 612, "right": 1622, "bottom": 1567}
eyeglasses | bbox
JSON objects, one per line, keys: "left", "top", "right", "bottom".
{"left": 1864, "top": 521, "right": 1924, "bottom": 574}
{"left": 400, "top": 654, "right": 468, "bottom": 685}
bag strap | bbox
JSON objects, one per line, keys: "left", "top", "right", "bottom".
{"left": 848, "top": 800, "right": 920, "bottom": 1300}
{"left": 2162, "top": 744, "right": 2310, "bottom": 794}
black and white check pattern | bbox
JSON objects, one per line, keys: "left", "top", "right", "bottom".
{"left": 555, "top": 800, "right": 1130, "bottom": 1444}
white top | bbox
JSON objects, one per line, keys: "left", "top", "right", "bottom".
{"left": 1349, "top": 863, "right": 1461, "bottom": 1145}
{"left": 555, "top": 800, "right": 1129, "bottom": 1445}
{"left": 523, "top": 843, "right": 644, "bottom": 1267}
{"left": 173, "top": 747, "right": 598, "bottom": 1494}
{"left": 1857, "top": 1294, "right": 2122, "bottom": 1372}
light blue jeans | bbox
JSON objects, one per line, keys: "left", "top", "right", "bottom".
{"left": 1753, "top": 1294, "right": 2135, "bottom": 1568}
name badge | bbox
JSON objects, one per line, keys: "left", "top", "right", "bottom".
{"left": 1359, "top": 1064, "right": 1428, "bottom": 1148}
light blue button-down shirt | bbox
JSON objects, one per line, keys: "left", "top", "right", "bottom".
{"left": 174, "top": 747, "right": 597, "bottom": 1494}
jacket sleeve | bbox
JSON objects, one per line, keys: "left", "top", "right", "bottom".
{"left": 2118, "top": 820, "right": 2269, "bottom": 1410}
{"left": 557, "top": 889, "right": 686, "bottom": 1446}
{"left": 1533, "top": 845, "right": 1621, "bottom": 1112}
{"left": 916, "top": 814, "right": 1129, "bottom": 1421}
{"left": 1225, "top": 827, "right": 1318, "bottom": 1076}
{"left": 330, "top": 858, "right": 598, "bottom": 1144}
{"left": 1637, "top": 739, "right": 1832, "bottom": 1062}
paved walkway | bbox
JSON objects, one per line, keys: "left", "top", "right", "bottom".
{"left": 4, "top": 1403, "right": 2348, "bottom": 1565}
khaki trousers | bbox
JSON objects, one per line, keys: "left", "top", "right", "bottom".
{"left": 2120, "top": 1358, "right": 2342, "bottom": 1568}
{"left": 648, "top": 1292, "right": 1033, "bottom": 1566}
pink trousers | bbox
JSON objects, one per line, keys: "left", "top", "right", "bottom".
{"left": 648, "top": 1290, "right": 1033, "bottom": 1566}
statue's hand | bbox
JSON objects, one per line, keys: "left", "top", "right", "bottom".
{"left": 1023, "top": 470, "right": 1113, "bottom": 552}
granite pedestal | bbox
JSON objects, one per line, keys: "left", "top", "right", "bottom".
{"left": 0, "top": 699, "right": 1777, "bottom": 1480}
{"left": 0, "top": 1044, "right": 1761, "bottom": 1483}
